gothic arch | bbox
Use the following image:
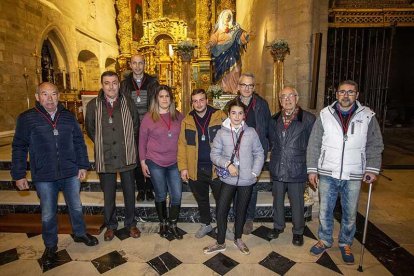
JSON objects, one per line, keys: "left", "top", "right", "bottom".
{"left": 78, "top": 50, "right": 100, "bottom": 91}
{"left": 38, "top": 28, "right": 73, "bottom": 91}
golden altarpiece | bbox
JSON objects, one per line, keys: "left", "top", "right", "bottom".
{"left": 115, "top": 0, "right": 236, "bottom": 113}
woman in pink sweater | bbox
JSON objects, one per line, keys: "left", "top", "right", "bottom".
{"left": 139, "top": 85, "right": 184, "bottom": 239}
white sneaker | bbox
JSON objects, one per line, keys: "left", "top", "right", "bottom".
{"left": 234, "top": 239, "right": 250, "bottom": 255}
{"left": 203, "top": 242, "right": 226, "bottom": 254}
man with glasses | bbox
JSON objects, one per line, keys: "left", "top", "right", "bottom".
{"left": 178, "top": 89, "right": 227, "bottom": 238}
{"left": 267, "top": 87, "right": 315, "bottom": 246}
{"left": 307, "top": 80, "right": 383, "bottom": 264}
{"left": 229, "top": 72, "right": 271, "bottom": 234}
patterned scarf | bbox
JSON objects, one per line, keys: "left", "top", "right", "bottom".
{"left": 94, "top": 95, "right": 136, "bottom": 173}
{"left": 282, "top": 106, "right": 299, "bottom": 129}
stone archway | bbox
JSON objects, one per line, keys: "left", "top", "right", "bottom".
{"left": 105, "top": 57, "right": 117, "bottom": 71}
{"left": 78, "top": 50, "right": 100, "bottom": 91}
{"left": 40, "top": 29, "right": 70, "bottom": 91}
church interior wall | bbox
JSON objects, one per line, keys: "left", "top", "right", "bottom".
{"left": 237, "top": 0, "right": 329, "bottom": 113}
{"left": 0, "top": 0, "right": 118, "bottom": 131}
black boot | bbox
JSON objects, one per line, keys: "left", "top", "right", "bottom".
{"left": 169, "top": 205, "right": 183, "bottom": 240}
{"left": 155, "top": 201, "right": 168, "bottom": 238}
{"left": 41, "top": 246, "right": 58, "bottom": 267}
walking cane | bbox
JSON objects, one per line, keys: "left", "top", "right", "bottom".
{"left": 357, "top": 175, "right": 373, "bottom": 272}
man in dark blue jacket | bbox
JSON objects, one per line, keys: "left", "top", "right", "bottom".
{"left": 229, "top": 73, "right": 271, "bottom": 235}
{"left": 267, "top": 87, "right": 316, "bottom": 246}
{"left": 11, "top": 82, "right": 98, "bottom": 268}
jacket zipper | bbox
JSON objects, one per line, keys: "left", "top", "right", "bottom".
{"left": 320, "top": 150, "right": 326, "bottom": 167}
{"left": 337, "top": 107, "right": 363, "bottom": 179}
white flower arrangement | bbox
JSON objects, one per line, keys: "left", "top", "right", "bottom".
{"left": 207, "top": 84, "right": 223, "bottom": 99}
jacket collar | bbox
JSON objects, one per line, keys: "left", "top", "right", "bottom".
{"left": 273, "top": 107, "right": 303, "bottom": 122}
{"left": 35, "top": 101, "right": 64, "bottom": 116}
{"left": 328, "top": 100, "right": 364, "bottom": 115}
{"left": 222, "top": 117, "right": 245, "bottom": 133}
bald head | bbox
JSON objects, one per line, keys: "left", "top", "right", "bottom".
{"left": 130, "top": 54, "right": 146, "bottom": 79}
{"left": 35, "top": 82, "right": 59, "bottom": 113}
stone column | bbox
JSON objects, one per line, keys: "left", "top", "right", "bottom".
{"left": 176, "top": 49, "right": 195, "bottom": 114}
{"left": 268, "top": 41, "right": 290, "bottom": 113}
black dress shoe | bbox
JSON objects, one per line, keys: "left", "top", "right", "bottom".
{"left": 292, "top": 234, "right": 304, "bottom": 246}
{"left": 136, "top": 190, "right": 145, "bottom": 202}
{"left": 73, "top": 233, "right": 99, "bottom": 246}
{"left": 145, "top": 189, "right": 155, "bottom": 201}
{"left": 41, "top": 246, "right": 57, "bottom": 266}
{"left": 267, "top": 228, "right": 284, "bottom": 239}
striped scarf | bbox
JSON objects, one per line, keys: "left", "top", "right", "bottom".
{"left": 94, "top": 96, "right": 137, "bottom": 173}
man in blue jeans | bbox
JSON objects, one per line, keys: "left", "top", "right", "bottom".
{"left": 306, "top": 80, "right": 383, "bottom": 264}
{"left": 11, "top": 82, "right": 98, "bottom": 268}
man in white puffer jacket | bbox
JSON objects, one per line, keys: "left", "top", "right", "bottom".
{"left": 306, "top": 80, "right": 384, "bottom": 265}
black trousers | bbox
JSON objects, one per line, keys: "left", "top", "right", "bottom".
{"left": 134, "top": 162, "right": 153, "bottom": 191}
{"left": 99, "top": 169, "right": 137, "bottom": 230}
{"left": 216, "top": 182, "right": 253, "bottom": 244}
{"left": 272, "top": 181, "right": 305, "bottom": 234}
{"left": 189, "top": 168, "right": 222, "bottom": 225}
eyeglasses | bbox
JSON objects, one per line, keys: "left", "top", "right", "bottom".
{"left": 239, "top": 83, "right": 255, "bottom": 89}
{"left": 337, "top": 90, "right": 357, "bottom": 96}
{"left": 280, "top": 94, "right": 297, "bottom": 100}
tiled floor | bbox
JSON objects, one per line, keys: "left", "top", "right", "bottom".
{"left": 1, "top": 131, "right": 414, "bottom": 275}
{"left": 0, "top": 221, "right": 396, "bottom": 275}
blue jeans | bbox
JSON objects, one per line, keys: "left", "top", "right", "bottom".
{"left": 146, "top": 160, "right": 182, "bottom": 205}
{"left": 318, "top": 175, "right": 361, "bottom": 247}
{"left": 35, "top": 176, "right": 86, "bottom": 247}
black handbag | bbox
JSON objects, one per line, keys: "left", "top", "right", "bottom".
{"left": 215, "top": 130, "right": 244, "bottom": 178}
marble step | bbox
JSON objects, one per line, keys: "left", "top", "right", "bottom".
{"left": 0, "top": 190, "right": 314, "bottom": 222}
{"left": 0, "top": 170, "right": 273, "bottom": 192}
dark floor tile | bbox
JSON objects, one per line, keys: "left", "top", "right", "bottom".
{"left": 316, "top": 252, "right": 342, "bottom": 275}
{"left": 26, "top": 233, "right": 41, "bottom": 238}
{"left": 303, "top": 225, "right": 317, "bottom": 240}
{"left": 114, "top": 227, "right": 131, "bottom": 241}
{"left": 251, "top": 225, "right": 273, "bottom": 241}
{"left": 335, "top": 201, "right": 414, "bottom": 275}
{"left": 147, "top": 252, "right": 182, "bottom": 275}
{"left": 0, "top": 248, "right": 18, "bottom": 266}
{"left": 164, "top": 227, "right": 187, "bottom": 241}
{"left": 259, "top": 251, "right": 296, "bottom": 275}
{"left": 37, "top": 249, "right": 72, "bottom": 273}
{"left": 203, "top": 252, "right": 239, "bottom": 275}
{"left": 91, "top": 250, "right": 127, "bottom": 274}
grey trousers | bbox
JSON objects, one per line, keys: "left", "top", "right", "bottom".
{"left": 272, "top": 181, "right": 305, "bottom": 235}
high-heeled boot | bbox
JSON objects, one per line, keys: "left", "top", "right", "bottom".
{"left": 169, "top": 205, "right": 183, "bottom": 240}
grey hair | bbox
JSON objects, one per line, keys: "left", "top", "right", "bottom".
{"left": 36, "top": 82, "right": 58, "bottom": 94}
{"left": 239, "top": 72, "right": 255, "bottom": 83}
{"left": 279, "top": 86, "right": 298, "bottom": 96}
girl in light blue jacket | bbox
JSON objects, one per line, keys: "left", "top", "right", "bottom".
{"left": 204, "top": 98, "right": 264, "bottom": 255}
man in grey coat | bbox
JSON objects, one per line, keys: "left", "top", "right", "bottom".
{"left": 267, "top": 87, "right": 315, "bottom": 246}
{"left": 307, "top": 80, "right": 384, "bottom": 264}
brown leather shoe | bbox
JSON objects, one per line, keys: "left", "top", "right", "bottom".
{"left": 104, "top": 229, "right": 114, "bottom": 241}
{"left": 129, "top": 226, "right": 141, "bottom": 238}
